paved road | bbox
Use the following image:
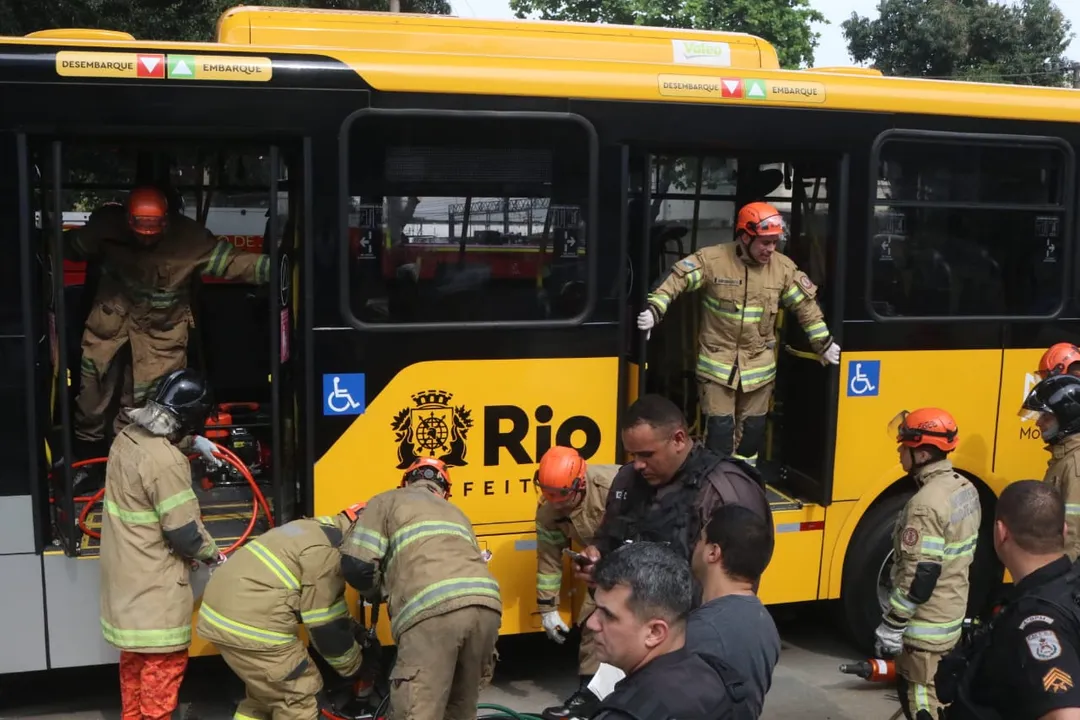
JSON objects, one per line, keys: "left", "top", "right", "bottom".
{"left": 0, "top": 603, "right": 901, "bottom": 720}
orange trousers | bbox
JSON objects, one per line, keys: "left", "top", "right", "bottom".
{"left": 119, "top": 649, "right": 188, "bottom": 720}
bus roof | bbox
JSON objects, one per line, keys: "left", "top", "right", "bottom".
{"left": 4, "top": 5, "right": 1080, "bottom": 125}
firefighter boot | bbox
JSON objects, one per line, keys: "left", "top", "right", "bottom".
{"left": 542, "top": 675, "right": 599, "bottom": 720}
{"left": 704, "top": 415, "right": 736, "bottom": 457}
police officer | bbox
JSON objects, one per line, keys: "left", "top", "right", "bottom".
{"left": 1022, "top": 374, "right": 1080, "bottom": 561}
{"left": 197, "top": 505, "right": 372, "bottom": 720}
{"left": 876, "top": 408, "right": 981, "bottom": 720}
{"left": 936, "top": 480, "right": 1080, "bottom": 719}
{"left": 575, "top": 394, "right": 772, "bottom": 590}
{"left": 340, "top": 457, "right": 501, "bottom": 720}
{"left": 636, "top": 201, "right": 839, "bottom": 465}
{"left": 1037, "top": 343, "right": 1080, "bottom": 380}
{"left": 533, "top": 446, "right": 620, "bottom": 720}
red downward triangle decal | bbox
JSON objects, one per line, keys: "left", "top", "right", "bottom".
{"left": 137, "top": 54, "right": 165, "bottom": 78}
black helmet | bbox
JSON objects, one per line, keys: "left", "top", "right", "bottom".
{"left": 1021, "top": 374, "right": 1080, "bottom": 444}
{"left": 153, "top": 368, "right": 213, "bottom": 436}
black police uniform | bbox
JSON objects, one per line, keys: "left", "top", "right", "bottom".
{"left": 591, "top": 646, "right": 749, "bottom": 720}
{"left": 936, "top": 555, "right": 1080, "bottom": 719}
{"left": 592, "top": 444, "right": 772, "bottom": 564}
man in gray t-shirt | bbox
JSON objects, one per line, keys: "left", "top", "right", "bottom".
{"left": 689, "top": 504, "right": 781, "bottom": 719}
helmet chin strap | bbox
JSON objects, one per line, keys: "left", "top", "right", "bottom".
{"left": 737, "top": 236, "right": 763, "bottom": 265}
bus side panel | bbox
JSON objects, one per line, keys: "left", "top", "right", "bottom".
{"left": 818, "top": 499, "right": 856, "bottom": 599}
{"left": 996, "top": 348, "right": 1054, "bottom": 487}
{"left": 759, "top": 504, "right": 826, "bottom": 605}
{"left": 0, "top": 553, "right": 47, "bottom": 673}
{"left": 43, "top": 554, "right": 118, "bottom": 669}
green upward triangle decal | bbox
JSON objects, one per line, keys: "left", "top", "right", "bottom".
{"left": 168, "top": 55, "right": 195, "bottom": 78}
{"left": 746, "top": 80, "right": 767, "bottom": 100}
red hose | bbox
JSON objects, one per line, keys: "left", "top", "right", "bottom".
{"left": 71, "top": 441, "right": 275, "bottom": 554}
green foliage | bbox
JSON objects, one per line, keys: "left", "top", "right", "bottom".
{"left": 842, "top": 0, "right": 1075, "bottom": 86}
{"left": 508, "top": 0, "right": 827, "bottom": 69}
{"left": 0, "top": 0, "right": 450, "bottom": 42}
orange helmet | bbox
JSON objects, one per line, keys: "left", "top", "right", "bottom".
{"left": 1039, "top": 343, "right": 1080, "bottom": 379}
{"left": 127, "top": 186, "right": 168, "bottom": 235}
{"left": 402, "top": 457, "right": 452, "bottom": 496}
{"left": 341, "top": 501, "right": 367, "bottom": 523}
{"left": 533, "top": 446, "right": 587, "bottom": 504}
{"left": 888, "top": 408, "right": 959, "bottom": 453}
{"left": 735, "top": 202, "right": 786, "bottom": 238}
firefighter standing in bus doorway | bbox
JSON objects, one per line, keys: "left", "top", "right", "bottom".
{"left": 1022, "top": 373, "right": 1080, "bottom": 562}
{"left": 65, "top": 185, "right": 270, "bottom": 490}
{"left": 98, "top": 368, "right": 226, "bottom": 720}
{"left": 1037, "top": 342, "right": 1080, "bottom": 380}
{"left": 875, "top": 408, "right": 981, "bottom": 720}
{"left": 636, "top": 202, "right": 840, "bottom": 466}
{"left": 340, "top": 457, "right": 502, "bottom": 720}
{"left": 198, "top": 504, "right": 376, "bottom": 720}
{"left": 532, "top": 446, "right": 621, "bottom": 720}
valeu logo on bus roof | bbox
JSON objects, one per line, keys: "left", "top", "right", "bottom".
{"left": 55, "top": 51, "right": 272, "bottom": 82}
{"left": 657, "top": 74, "right": 826, "bottom": 104}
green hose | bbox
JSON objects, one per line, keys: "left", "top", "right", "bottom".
{"left": 476, "top": 702, "right": 548, "bottom": 720}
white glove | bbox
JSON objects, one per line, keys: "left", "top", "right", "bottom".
{"left": 192, "top": 435, "right": 223, "bottom": 468}
{"left": 541, "top": 610, "right": 570, "bottom": 644}
{"left": 821, "top": 342, "right": 841, "bottom": 366}
{"left": 873, "top": 621, "right": 904, "bottom": 658}
{"left": 637, "top": 310, "right": 655, "bottom": 341}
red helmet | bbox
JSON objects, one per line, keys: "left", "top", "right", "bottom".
{"left": 341, "top": 501, "right": 367, "bottom": 523}
{"left": 402, "top": 457, "right": 452, "bottom": 496}
{"left": 1039, "top": 343, "right": 1080, "bottom": 380}
{"left": 735, "top": 202, "right": 786, "bottom": 238}
{"left": 888, "top": 408, "right": 959, "bottom": 453}
{"left": 533, "top": 446, "right": 587, "bottom": 504}
{"left": 127, "top": 186, "right": 168, "bottom": 236}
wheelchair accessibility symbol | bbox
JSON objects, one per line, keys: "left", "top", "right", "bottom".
{"left": 847, "top": 360, "right": 880, "bottom": 397}
{"left": 323, "top": 373, "right": 366, "bottom": 416}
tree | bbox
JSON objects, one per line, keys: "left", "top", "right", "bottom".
{"left": 0, "top": 0, "right": 449, "bottom": 42}
{"left": 842, "top": 0, "right": 1075, "bottom": 86}
{"left": 508, "top": 0, "right": 827, "bottom": 69}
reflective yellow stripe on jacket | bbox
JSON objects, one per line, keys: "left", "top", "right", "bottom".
{"left": 391, "top": 576, "right": 501, "bottom": 637}
{"left": 100, "top": 618, "right": 191, "bottom": 650}
{"left": 198, "top": 603, "right": 293, "bottom": 646}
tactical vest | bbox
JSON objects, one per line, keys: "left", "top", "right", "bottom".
{"left": 593, "top": 650, "right": 748, "bottom": 720}
{"left": 937, "top": 562, "right": 1080, "bottom": 720}
{"left": 605, "top": 449, "right": 769, "bottom": 563}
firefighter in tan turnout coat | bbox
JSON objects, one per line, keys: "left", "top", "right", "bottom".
{"left": 637, "top": 201, "right": 839, "bottom": 466}
{"left": 875, "top": 408, "right": 981, "bottom": 720}
{"left": 98, "top": 367, "right": 225, "bottom": 720}
{"left": 532, "top": 446, "right": 619, "bottom": 720}
{"left": 67, "top": 186, "right": 270, "bottom": 469}
{"left": 198, "top": 506, "right": 371, "bottom": 720}
{"left": 341, "top": 457, "right": 502, "bottom": 720}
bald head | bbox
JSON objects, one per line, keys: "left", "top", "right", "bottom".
{"left": 996, "top": 480, "right": 1065, "bottom": 555}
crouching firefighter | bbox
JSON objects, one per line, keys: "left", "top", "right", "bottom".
{"left": 198, "top": 505, "right": 374, "bottom": 720}
{"left": 876, "top": 408, "right": 981, "bottom": 720}
{"left": 341, "top": 458, "right": 503, "bottom": 720}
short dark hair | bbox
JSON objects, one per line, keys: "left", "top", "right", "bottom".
{"left": 703, "top": 505, "right": 774, "bottom": 583}
{"left": 621, "top": 394, "right": 687, "bottom": 434}
{"left": 593, "top": 541, "right": 692, "bottom": 625}
{"left": 997, "top": 480, "right": 1065, "bottom": 555}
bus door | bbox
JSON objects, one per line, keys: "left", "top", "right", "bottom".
{"left": 623, "top": 149, "right": 846, "bottom": 506}
{"left": 30, "top": 136, "right": 302, "bottom": 557}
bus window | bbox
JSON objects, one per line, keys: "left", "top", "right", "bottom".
{"left": 869, "top": 134, "right": 1071, "bottom": 319}
{"left": 343, "top": 113, "right": 594, "bottom": 326}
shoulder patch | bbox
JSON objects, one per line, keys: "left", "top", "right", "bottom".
{"left": 678, "top": 258, "right": 697, "bottom": 271}
{"left": 1043, "top": 667, "right": 1074, "bottom": 693}
{"left": 1020, "top": 615, "right": 1055, "bottom": 630}
{"left": 1027, "top": 630, "right": 1063, "bottom": 661}
{"left": 901, "top": 526, "right": 920, "bottom": 549}
{"left": 797, "top": 274, "right": 816, "bottom": 292}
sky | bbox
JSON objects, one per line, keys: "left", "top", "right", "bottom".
{"left": 446, "top": 0, "right": 1080, "bottom": 68}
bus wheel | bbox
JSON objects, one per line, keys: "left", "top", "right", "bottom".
{"left": 840, "top": 491, "right": 912, "bottom": 656}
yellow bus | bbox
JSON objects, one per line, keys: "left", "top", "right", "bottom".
{"left": 0, "top": 5, "right": 1072, "bottom": 675}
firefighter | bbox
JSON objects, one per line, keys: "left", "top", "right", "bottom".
{"left": 198, "top": 505, "right": 373, "bottom": 720}
{"left": 341, "top": 457, "right": 502, "bottom": 720}
{"left": 636, "top": 202, "right": 839, "bottom": 465}
{"left": 66, "top": 185, "right": 270, "bottom": 473}
{"left": 532, "top": 446, "right": 620, "bottom": 720}
{"left": 875, "top": 408, "right": 981, "bottom": 720}
{"left": 1021, "top": 373, "right": 1080, "bottom": 561}
{"left": 98, "top": 367, "right": 225, "bottom": 720}
{"left": 1037, "top": 342, "right": 1080, "bottom": 380}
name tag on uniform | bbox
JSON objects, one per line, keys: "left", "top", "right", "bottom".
{"left": 713, "top": 277, "right": 741, "bottom": 287}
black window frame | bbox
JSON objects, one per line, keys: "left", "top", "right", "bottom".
{"left": 864, "top": 128, "right": 1075, "bottom": 323}
{"left": 337, "top": 107, "right": 600, "bottom": 333}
